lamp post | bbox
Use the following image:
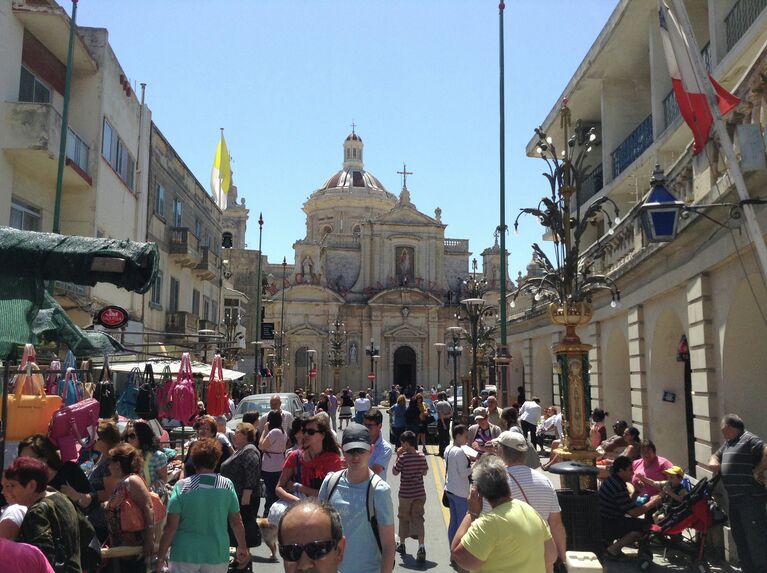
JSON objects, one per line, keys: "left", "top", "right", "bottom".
{"left": 366, "top": 338, "right": 379, "bottom": 400}
{"left": 373, "top": 354, "right": 380, "bottom": 404}
{"left": 254, "top": 213, "right": 264, "bottom": 388}
{"left": 307, "top": 349, "right": 316, "bottom": 394}
{"left": 510, "top": 100, "right": 620, "bottom": 457}
{"left": 276, "top": 256, "right": 288, "bottom": 392}
{"left": 250, "top": 340, "right": 263, "bottom": 390}
{"left": 446, "top": 327, "right": 463, "bottom": 416}
{"left": 434, "top": 342, "right": 446, "bottom": 393}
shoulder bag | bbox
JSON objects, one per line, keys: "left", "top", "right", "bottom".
{"left": 5, "top": 361, "right": 62, "bottom": 440}
{"left": 206, "top": 354, "right": 229, "bottom": 417}
{"left": 49, "top": 367, "right": 100, "bottom": 462}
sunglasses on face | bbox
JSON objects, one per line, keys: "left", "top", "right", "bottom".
{"left": 279, "top": 539, "right": 337, "bottom": 562}
{"left": 303, "top": 428, "right": 322, "bottom": 436}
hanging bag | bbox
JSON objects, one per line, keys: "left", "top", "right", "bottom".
{"left": 116, "top": 367, "right": 141, "bottom": 419}
{"left": 155, "top": 365, "right": 174, "bottom": 418}
{"left": 135, "top": 363, "right": 158, "bottom": 420}
{"left": 168, "top": 353, "right": 198, "bottom": 424}
{"left": 59, "top": 366, "right": 84, "bottom": 407}
{"left": 13, "top": 343, "right": 39, "bottom": 395}
{"left": 80, "top": 358, "right": 95, "bottom": 398}
{"left": 49, "top": 367, "right": 100, "bottom": 462}
{"left": 206, "top": 354, "right": 228, "bottom": 417}
{"left": 45, "top": 359, "right": 62, "bottom": 396}
{"left": 93, "top": 355, "right": 116, "bottom": 418}
{"left": 4, "top": 361, "right": 62, "bottom": 440}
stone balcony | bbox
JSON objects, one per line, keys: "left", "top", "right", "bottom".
{"left": 168, "top": 227, "right": 200, "bottom": 268}
{"left": 194, "top": 246, "right": 219, "bottom": 281}
{"left": 3, "top": 102, "right": 91, "bottom": 190}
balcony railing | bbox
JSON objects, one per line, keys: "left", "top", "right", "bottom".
{"left": 166, "top": 311, "right": 197, "bottom": 334}
{"left": 579, "top": 163, "right": 604, "bottom": 204}
{"left": 612, "top": 114, "right": 653, "bottom": 179}
{"left": 700, "top": 42, "right": 711, "bottom": 73}
{"left": 65, "top": 127, "right": 89, "bottom": 174}
{"left": 663, "top": 90, "right": 680, "bottom": 129}
{"left": 726, "top": 0, "right": 767, "bottom": 51}
{"left": 444, "top": 238, "right": 469, "bottom": 253}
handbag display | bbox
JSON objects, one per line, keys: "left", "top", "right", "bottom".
{"left": 49, "top": 367, "right": 100, "bottom": 462}
{"left": 80, "top": 359, "right": 95, "bottom": 398}
{"left": 206, "top": 354, "right": 229, "bottom": 417}
{"left": 4, "top": 362, "right": 62, "bottom": 440}
{"left": 120, "top": 487, "right": 167, "bottom": 533}
{"left": 45, "top": 359, "right": 61, "bottom": 396}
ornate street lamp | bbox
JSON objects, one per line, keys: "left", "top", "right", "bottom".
{"left": 329, "top": 318, "right": 346, "bottom": 389}
{"left": 275, "top": 257, "right": 288, "bottom": 392}
{"left": 366, "top": 338, "right": 380, "bottom": 401}
{"left": 306, "top": 349, "right": 317, "bottom": 394}
{"left": 455, "top": 260, "right": 497, "bottom": 401}
{"left": 510, "top": 99, "right": 621, "bottom": 457}
{"left": 434, "top": 342, "right": 446, "bottom": 393}
{"left": 446, "top": 326, "right": 464, "bottom": 416}
{"left": 639, "top": 165, "right": 686, "bottom": 242}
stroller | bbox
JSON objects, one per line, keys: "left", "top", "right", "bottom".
{"left": 645, "top": 475, "right": 726, "bottom": 573}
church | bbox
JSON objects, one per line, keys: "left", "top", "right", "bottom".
{"left": 225, "top": 130, "right": 505, "bottom": 395}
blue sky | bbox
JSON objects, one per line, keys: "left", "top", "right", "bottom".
{"left": 69, "top": 0, "right": 617, "bottom": 277}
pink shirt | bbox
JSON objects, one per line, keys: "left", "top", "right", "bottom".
{"left": 632, "top": 455, "right": 673, "bottom": 495}
{"left": 0, "top": 538, "right": 55, "bottom": 573}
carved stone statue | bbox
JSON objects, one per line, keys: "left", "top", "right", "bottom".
{"left": 302, "top": 256, "right": 314, "bottom": 277}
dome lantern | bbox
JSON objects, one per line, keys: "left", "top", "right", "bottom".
{"left": 343, "top": 125, "right": 364, "bottom": 170}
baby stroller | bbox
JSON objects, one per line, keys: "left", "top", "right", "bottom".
{"left": 646, "top": 475, "right": 725, "bottom": 573}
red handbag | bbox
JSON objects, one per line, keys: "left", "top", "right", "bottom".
{"left": 49, "top": 368, "right": 100, "bottom": 462}
{"left": 206, "top": 354, "right": 228, "bottom": 417}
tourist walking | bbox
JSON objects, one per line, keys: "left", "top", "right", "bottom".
{"left": 259, "top": 410, "right": 288, "bottom": 518}
{"left": 434, "top": 392, "right": 453, "bottom": 457}
{"left": 518, "top": 397, "right": 542, "bottom": 449}
{"left": 319, "top": 423, "right": 395, "bottom": 573}
{"left": 392, "top": 431, "right": 429, "bottom": 563}
{"left": 388, "top": 394, "right": 408, "bottom": 448}
{"left": 444, "top": 425, "right": 472, "bottom": 547}
{"left": 354, "top": 391, "right": 371, "bottom": 424}
{"left": 338, "top": 390, "right": 354, "bottom": 430}
{"left": 220, "top": 422, "right": 262, "bottom": 549}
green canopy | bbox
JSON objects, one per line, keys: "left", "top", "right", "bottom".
{"left": 0, "top": 227, "right": 159, "bottom": 361}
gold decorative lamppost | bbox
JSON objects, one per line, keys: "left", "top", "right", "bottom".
{"left": 510, "top": 99, "right": 621, "bottom": 461}
{"left": 328, "top": 318, "right": 346, "bottom": 390}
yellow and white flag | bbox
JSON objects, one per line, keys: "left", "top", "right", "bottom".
{"left": 210, "top": 131, "right": 231, "bottom": 210}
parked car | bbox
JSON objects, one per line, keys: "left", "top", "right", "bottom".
{"left": 227, "top": 392, "right": 304, "bottom": 430}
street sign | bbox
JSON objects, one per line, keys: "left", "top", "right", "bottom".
{"left": 261, "top": 322, "right": 275, "bottom": 340}
{"left": 309, "top": 368, "right": 317, "bottom": 378}
{"left": 368, "top": 373, "right": 376, "bottom": 381}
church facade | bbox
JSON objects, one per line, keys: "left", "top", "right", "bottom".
{"left": 227, "top": 131, "right": 505, "bottom": 396}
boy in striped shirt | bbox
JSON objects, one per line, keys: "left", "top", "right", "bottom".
{"left": 393, "top": 430, "right": 429, "bottom": 563}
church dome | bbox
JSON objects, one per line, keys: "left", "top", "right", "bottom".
{"left": 310, "top": 130, "right": 396, "bottom": 203}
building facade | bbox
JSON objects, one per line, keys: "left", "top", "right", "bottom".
{"left": 0, "top": 0, "right": 151, "bottom": 339}
{"left": 227, "top": 132, "right": 507, "bottom": 396}
{"left": 507, "top": 0, "right": 767, "bottom": 525}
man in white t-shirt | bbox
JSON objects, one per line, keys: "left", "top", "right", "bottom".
{"left": 354, "top": 391, "right": 371, "bottom": 424}
{"left": 518, "top": 397, "right": 542, "bottom": 449}
{"left": 257, "top": 394, "right": 295, "bottom": 434}
{"left": 495, "top": 431, "right": 567, "bottom": 564}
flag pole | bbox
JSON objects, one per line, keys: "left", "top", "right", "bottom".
{"left": 670, "top": 0, "right": 767, "bottom": 287}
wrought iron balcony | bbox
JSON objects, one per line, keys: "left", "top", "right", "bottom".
{"left": 663, "top": 90, "right": 680, "bottom": 130}
{"left": 611, "top": 114, "right": 653, "bottom": 179}
{"left": 726, "top": 0, "right": 767, "bottom": 52}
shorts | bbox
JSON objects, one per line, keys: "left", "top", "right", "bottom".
{"left": 169, "top": 562, "right": 229, "bottom": 573}
{"left": 601, "top": 516, "right": 650, "bottom": 541}
{"left": 398, "top": 496, "right": 426, "bottom": 540}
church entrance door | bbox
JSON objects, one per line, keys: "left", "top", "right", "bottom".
{"left": 393, "top": 346, "right": 416, "bottom": 396}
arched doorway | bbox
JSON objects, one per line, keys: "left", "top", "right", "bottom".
{"left": 393, "top": 346, "right": 417, "bottom": 395}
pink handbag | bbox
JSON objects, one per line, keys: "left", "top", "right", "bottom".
{"left": 49, "top": 368, "right": 100, "bottom": 462}
{"left": 168, "top": 353, "right": 198, "bottom": 424}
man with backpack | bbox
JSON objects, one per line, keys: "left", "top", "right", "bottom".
{"left": 319, "top": 423, "right": 395, "bottom": 573}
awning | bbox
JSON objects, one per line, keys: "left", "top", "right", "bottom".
{"left": 0, "top": 275, "right": 123, "bottom": 360}
{"left": 108, "top": 359, "right": 246, "bottom": 382}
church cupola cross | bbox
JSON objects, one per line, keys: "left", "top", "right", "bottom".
{"left": 397, "top": 163, "right": 413, "bottom": 190}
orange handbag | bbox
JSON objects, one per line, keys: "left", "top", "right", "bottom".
{"left": 120, "top": 488, "right": 167, "bottom": 533}
{"left": 4, "top": 362, "right": 62, "bottom": 441}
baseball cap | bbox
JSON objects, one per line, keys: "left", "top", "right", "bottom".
{"left": 663, "top": 465, "right": 684, "bottom": 477}
{"left": 341, "top": 423, "right": 371, "bottom": 452}
{"left": 495, "top": 431, "right": 528, "bottom": 451}
{"left": 473, "top": 407, "right": 488, "bottom": 420}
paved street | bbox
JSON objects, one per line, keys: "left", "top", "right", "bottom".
{"left": 244, "top": 411, "right": 738, "bottom": 572}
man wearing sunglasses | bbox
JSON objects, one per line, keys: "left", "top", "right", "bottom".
{"left": 278, "top": 499, "right": 346, "bottom": 573}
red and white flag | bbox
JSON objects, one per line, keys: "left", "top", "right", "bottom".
{"left": 659, "top": 1, "right": 740, "bottom": 154}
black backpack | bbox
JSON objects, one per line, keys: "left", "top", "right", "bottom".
{"left": 93, "top": 357, "right": 115, "bottom": 418}
{"left": 135, "top": 363, "right": 158, "bottom": 419}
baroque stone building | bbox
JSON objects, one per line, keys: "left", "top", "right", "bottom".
{"left": 227, "top": 131, "right": 506, "bottom": 395}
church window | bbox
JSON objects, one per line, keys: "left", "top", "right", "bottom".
{"left": 352, "top": 148, "right": 357, "bottom": 159}
{"left": 346, "top": 149, "right": 349, "bottom": 159}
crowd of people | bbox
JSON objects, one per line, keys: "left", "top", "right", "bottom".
{"left": 1, "top": 377, "right": 765, "bottom": 573}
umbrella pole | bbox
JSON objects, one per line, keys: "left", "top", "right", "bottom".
{"left": 1, "top": 360, "right": 11, "bottom": 471}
